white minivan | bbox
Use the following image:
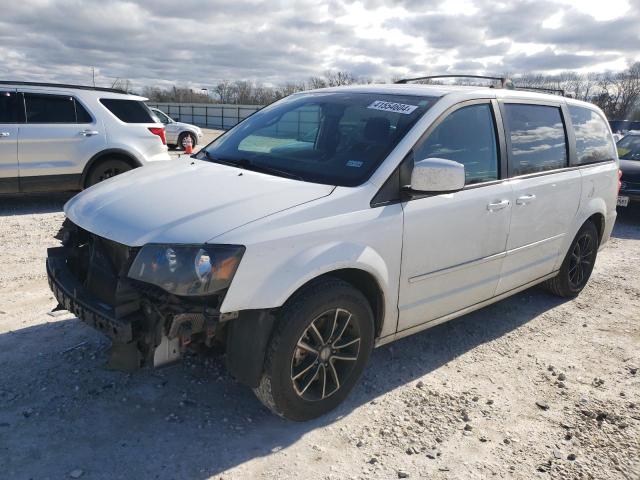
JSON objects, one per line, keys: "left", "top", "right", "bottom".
{"left": 47, "top": 80, "right": 619, "bottom": 421}
{"left": 0, "top": 81, "right": 170, "bottom": 193}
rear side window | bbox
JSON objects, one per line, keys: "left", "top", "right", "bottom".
{"left": 503, "top": 104, "right": 567, "bottom": 176}
{"left": 100, "top": 99, "right": 155, "bottom": 123}
{"left": 25, "top": 93, "right": 76, "bottom": 123}
{"left": 75, "top": 100, "right": 93, "bottom": 123}
{"left": 0, "top": 91, "right": 23, "bottom": 123}
{"left": 569, "top": 106, "right": 615, "bottom": 164}
{"left": 415, "top": 103, "right": 499, "bottom": 184}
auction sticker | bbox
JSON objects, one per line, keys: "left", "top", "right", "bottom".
{"left": 368, "top": 100, "right": 418, "bottom": 114}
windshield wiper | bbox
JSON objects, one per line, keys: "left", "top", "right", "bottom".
{"left": 209, "top": 156, "right": 304, "bottom": 181}
{"left": 200, "top": 150, "right": 242, "bottom": 168}
{"left": 238, "top": 159, "right": 305, "bottom": 181}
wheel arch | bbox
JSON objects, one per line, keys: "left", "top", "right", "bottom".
{"left": 81, "top": 149, "right": 142, "bottom": 188}
{"left": 224, "top": 267, "right": 387, "bottom": 389}
{"left": 312, "top": 268, "right": 385, "bottom": 339}
{"left": 586, "top": 212, "right": 605, "bottom": 244}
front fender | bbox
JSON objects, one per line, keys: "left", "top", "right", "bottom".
{"left": 224, "top": 241, "right": 388, "bottom": 305}
{"left": 218, "top": 199, "right": 403, "bottom": 339}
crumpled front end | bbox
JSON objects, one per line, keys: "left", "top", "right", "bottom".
{"left": 46, "top": 220, "right": 226, "bottom": 370}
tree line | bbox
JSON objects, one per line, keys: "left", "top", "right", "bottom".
{"left": 139, "top": 64, "right": 640, "bottom": 121}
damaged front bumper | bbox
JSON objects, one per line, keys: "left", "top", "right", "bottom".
{"left": 45, "top": 223, "right": 225, "bottom": 370}
{"left": 47, "top": 246, "right": 136, "bottom": 343}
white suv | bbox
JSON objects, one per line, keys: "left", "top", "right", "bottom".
{"left": 46, "top": 81, "right": 619, "bottom": 421}
{"left": 0, "top": 82, "right": 170, "bottom": 193}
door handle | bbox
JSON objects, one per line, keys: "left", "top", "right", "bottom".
{"left": 487, "top": 199, "right": 510, "bottom": 211}
{"left": 79, "top": 129, "right": 99, "bottom": 136}
{"left": 0, "top": 132, "right": 10, "bottom": 137}
{"left": 516, "top": 194, "right": 536, "bottom": 205}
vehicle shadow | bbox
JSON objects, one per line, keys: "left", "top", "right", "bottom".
{"left": 612, "top": 206, "right": 640, "bottom": 240}
{"left": 0, "top": 286, "right": 568, "bottom": 479}
{"left": 0, "top": 192, "right": 74, "bottom": 216}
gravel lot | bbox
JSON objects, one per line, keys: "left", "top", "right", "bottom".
{"left": 0, "top": 169, "right": 638, "bottom": 479}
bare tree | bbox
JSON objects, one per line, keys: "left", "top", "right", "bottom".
{"left": 308, "top": 76, "right": 328, "bottom": 89}
{"left": 325, "top": 70, "right": 356, "bottom": 87}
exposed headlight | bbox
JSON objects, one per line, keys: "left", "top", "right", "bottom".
{"left": 128, "top": 244, "right": 245, "bottom": 296}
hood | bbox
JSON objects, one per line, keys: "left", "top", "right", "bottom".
{"left": 65, "top": 159, "right": 334, "bottom": 246}
{"left": 620, "top": 159, "right": 640, "bottom": 183}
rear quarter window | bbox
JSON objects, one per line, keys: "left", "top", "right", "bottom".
{"left": 503, "top": 103, "right": 568, "bottom": 176}
{"left": 569, "top": 106, "right": 616, "bottom": 164}
{"left": 100, "top": 98, "right": 155, "bottom": 123}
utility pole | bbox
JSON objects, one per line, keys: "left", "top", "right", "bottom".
{"left": 92, "top": 67, "right": 95, "bottom": 87}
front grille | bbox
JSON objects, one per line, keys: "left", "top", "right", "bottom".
{"left": 62, "top": 221, "right": 140, "bottom": 316}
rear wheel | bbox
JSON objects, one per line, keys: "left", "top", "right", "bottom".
{"left": 544, "top": 221, "right": 599, "bottom": 297}
{"left": 177, "top": 132, "right": 196, "bottom": 151}
{"left": 254, "top": 277, "right": 374, "bottom": 421}
{"left": 86, "top": 158, "right": 132, "bottom": 187}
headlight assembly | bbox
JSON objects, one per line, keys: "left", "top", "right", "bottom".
{"left": 128, "top": 244, "right": 245, "bottom": 296}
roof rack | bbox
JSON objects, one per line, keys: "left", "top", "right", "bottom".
{"left": 395, "top": 74, "right": 514, "bottom": 89}
{"left": 0, "top": 81, "right": 127, "bottom": 94}
{"left": 513, "top": 85, "right": 565, "bottom": 96}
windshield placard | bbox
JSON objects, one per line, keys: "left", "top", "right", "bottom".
{"left": 367, "top": 100, "right": 418, "bottom": 115}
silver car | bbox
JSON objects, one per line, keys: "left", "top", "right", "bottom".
{"left": 0, "top": 81, "right": 170, "bottom": 194}
{"left": 150, "top": 107, "right": 203, "bottom": 151}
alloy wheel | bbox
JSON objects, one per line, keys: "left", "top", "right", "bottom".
{"left": 568, "top": 233, "right": 595, "bottom": 289}
{"left": 291, "top": 308, "right": 361, "bottom": 401}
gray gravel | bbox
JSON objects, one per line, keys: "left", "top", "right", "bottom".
{"left": 0, "top": 190, "right": 638, "bottom": 479}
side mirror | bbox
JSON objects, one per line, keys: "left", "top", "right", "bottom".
{"left": 409, "top": 158, "right": 465, "bottom": 193}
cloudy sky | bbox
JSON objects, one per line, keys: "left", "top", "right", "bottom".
{"left": 1, "top": 0, "right": 638, "bottom": 90}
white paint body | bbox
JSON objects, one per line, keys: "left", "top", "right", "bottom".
{"left": 64, "top": 84, "right": 619, "bottom": 343}
{"left": 0, "top": 83, "right": 170, "bottom": 190}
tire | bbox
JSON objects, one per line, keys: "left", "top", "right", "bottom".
{"left": 253, "top": 277, "right": 374, "bottom": 421}
{"left": 177, "top": 132, "right": 196, "bottom": 151}
{"left": 543, "top": 221, "right": 599, "bottom": 298}
{"left": 85, "top": 158, "right": 132, "bottom": 188}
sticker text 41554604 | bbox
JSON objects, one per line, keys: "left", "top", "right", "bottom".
{"left": 367, "top": 100, "right": 418, "bottom": 115}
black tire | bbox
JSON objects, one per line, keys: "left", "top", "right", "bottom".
{"left": 543, "top": 221, "right": 599, "bottom": 298}
{"left": 177, "top": 132, "right": 196, "bottom": 151}
{"left": 85, "top": 158, "right": 132, "bottom": 187}
{"left": 254, "top": 277, "right": 374, "bottom": 421}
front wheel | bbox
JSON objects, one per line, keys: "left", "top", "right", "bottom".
{"left": 543, "top": 221, "right": 599, "bottom": 297}
{"left": 254, "top": 278, "right": 374, "bottom": 421}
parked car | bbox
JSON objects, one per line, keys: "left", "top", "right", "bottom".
{"left": 150, "top": 107, "right": 203, "bottom": 151}
{"left": 0, "top": 81, "right": 170, "bottom": 193}
{"left": 609, "top": 120, "right": 640, "bottom": 135}
{"left": 47, "top": 82, "right": 618, "bottom": 421}
{"left": 616, "top": 131, "right": 640, "bottom": 207}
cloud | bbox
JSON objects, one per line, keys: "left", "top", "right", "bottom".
{"left": 501, "top": 48, "right": 620, "bottom": 71}
{"left": 0, "top": 0, "right": 638, "bottom": 90}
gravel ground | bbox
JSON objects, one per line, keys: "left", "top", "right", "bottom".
{"left": 0, "top": 187, "right": 638, "bottom": 479}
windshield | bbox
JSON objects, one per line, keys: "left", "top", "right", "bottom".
{"left": 617, "top": 135, "right": 640, "bottom": 160}
{"left": 152, "top": 109, "right": 171, "bottom": 124}
{"left": 198, "top": 92, "right": 438, "bottom": 186}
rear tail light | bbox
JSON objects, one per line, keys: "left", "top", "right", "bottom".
{"left": 148, "top": 127, "right": 166, "bottom": 145}
{"left": 618, "top": 169, "right": 622, "bottom": 194}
